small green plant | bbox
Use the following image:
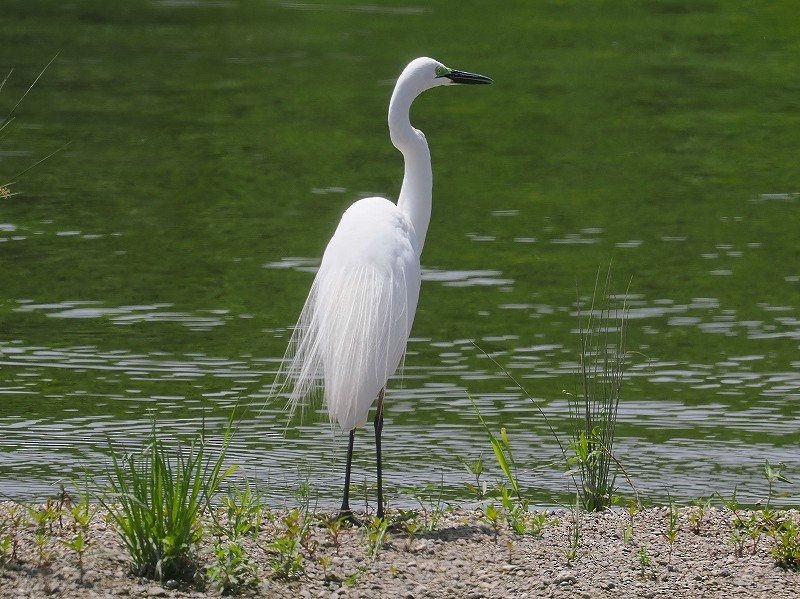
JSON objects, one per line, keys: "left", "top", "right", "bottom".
{"left": 214, "top": 478, "right": 265, "bottom": 541}
{"left": 526, "top": 511, "right": 556, "bottom": 536}
{"left": 28, "top": 500, "right": 60, "bottom": 567}
{"left": 403, "top": 519, "right": 418, "bottom": 551}
{"left": 100, "top": 424, "right": 236, "bottom": 584}
{"left": 662, "top": 499, "right": 680, "bottom": 562}
{"left": 716, "top": 488, "right": 760, "bottom": 556}
{"left": 0, "top": 504, "right": 22, "bottom": 564}
{"left": 759, "top": 461, "right": 797, "bottom": 569}
{"left": 320, "top": 513, "right": 347, "bottom": 554}
{"left": 763, "top": 460, "right": 791, "bottom": 512}
{"left": 637, "top": 545, "right": 654, "bottom": 579}
{"left": 267, "top": 507, "right": 312, "bottom": 580}
{"left": 770, "top": 517, "right": 800, "bottom": 570}
{"left": 350, "top": 478, "right": 376, "bottom": 516}
{"left": 472, "top": 398, "right": 523, "bottom": 499}
{"left": 472, "top": 402, "right": 527, "bottom": 511}
{"left": 62, "top": 532, "right": 89, "bottom": 581}
{"left": 473, "top": 404, "right": 557, "bottom": 538}
{"left": 409, "top": 481, "right": 448, "bottom": 532}
{"left": 717, "top": 462, "right": 794, "bottom": 561}
{"left": 206, "top": 538, "right": 261, "bottom": 595}
{"left": 689, "top": 496, "right": 712, "bottom": 534}
{"left": 318, "top": 555, "right": 336, "bottom": 581}
{"left": 460, "top": 455, "right": 492, "bottom": 499}
{"left": 729, "top": 526, "right": 746, "bottom": 558}
{"left": 0, "top": 505, "right": 18, "bottom": 569}
{"left": 344, "top": 566, "right": 366, "bottom": 587}
{"left": 498, "top": 485, "right": 553, "bottom": 536}
{"left": 565, "top": 497, "right": 581, "bottom": 565}
{"left": 0, "top": 533, "right": 11, "bottom": 567}
{"left": 205, "top": 479, "right": 264, "bottom": 594}
{"left": 388, "top": 508, "right": 418, "bottom": 550}
{"left": 623, "top": 499, "right": 637, "bottom": 543}
{"left": 61, "top": 482, "right": 96, "bottom": 582}
{"left": 480, "top": 503, "right": 502, "bottom": 540}
{"left": 364, "top": 514, "right": 390, "bottom": 559}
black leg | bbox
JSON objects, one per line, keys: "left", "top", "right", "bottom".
{"left": 374, "top": 387, "right": 385, "bottom": 519}
{"left": 339, "top": 429, "right": 356, "bottom": 521}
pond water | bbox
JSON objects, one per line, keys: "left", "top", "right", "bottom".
{"left": 1, "top": 0, "right": 798, "bottom": 508}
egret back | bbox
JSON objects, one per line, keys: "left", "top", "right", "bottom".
{"left": 280, "top": 197, "right": 421, "bottom": 431}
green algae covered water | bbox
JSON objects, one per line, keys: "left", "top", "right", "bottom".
{"left": 1, "top": 0, "right": 798, "bottom": 507}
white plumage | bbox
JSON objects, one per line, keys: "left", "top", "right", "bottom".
{"left": 285, "top": 196, "right": 420, "bottom": 431}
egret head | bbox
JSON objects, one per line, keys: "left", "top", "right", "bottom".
{"left": 399, "top": 57, "right": 493, "bottom": 95}
{"left": 388, "top": 57, "right": 491, "bottom": 151}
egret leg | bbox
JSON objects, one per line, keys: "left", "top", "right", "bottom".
{"left": 374, "top": 387, "right": 385, "bottom": 519}
{"left": 339, "top": 429, "right": 356, "bottom": 522}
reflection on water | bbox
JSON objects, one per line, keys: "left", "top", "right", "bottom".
{"left": 1, "top": 292, "right": 798, "bottom": 507}
{"left": 15, "top": 301, "right": 228, "bottom": 330}
{"left": 265, "top": 258, "right": 517, "bottom": 288}
{"left": 278, "top": 2, "right": 427, "bottom": 15}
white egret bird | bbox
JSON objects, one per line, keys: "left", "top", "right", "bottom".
{"left": 278, "top": 57, "right": 491, "bottom": 520}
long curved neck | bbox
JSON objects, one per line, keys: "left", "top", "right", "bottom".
{"left": 389, "top": 83, "right": 432, "bottom": 253}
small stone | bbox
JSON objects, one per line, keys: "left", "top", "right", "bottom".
{"left": 145, "top": 586, "right": 167, "bottom": 597}
{"left": 600, "top": 581, "right": 615, "bottom": 590}
{"left": 553, "top": 570, "right": 576, "bottom": 585}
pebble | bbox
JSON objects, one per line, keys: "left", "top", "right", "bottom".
{"left": 554, "top": 570, "right": 577, "bottom": 584}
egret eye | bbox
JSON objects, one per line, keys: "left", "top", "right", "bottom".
{"left": 434, "top": 65, "right": 451, "bottom": 78}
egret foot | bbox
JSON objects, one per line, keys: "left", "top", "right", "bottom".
{"left": 338, "top": 509, "right": 362, "bottom": 526}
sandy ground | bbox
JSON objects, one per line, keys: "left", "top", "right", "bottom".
{"left": 0, "top": 502, "right": 798, "bottom": 598}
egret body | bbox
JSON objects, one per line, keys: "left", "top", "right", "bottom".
{"left": 279, "top": 57, "right": 491, "bottom": 519}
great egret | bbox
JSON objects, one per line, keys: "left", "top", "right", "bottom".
{"left": 278, "top": 57, "right": 491, "bottom": 520}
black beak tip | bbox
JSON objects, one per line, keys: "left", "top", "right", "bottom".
{"left": 448, "top": 69, "right": 493, "bottom": 85}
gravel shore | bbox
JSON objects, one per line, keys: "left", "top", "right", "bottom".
{"left": 1, "top": 502, "right": 798, "bottom": 598}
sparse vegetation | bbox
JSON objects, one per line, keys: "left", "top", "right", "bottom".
{"left": 205, "top": 479, "right": 264, "bottom": 594}
{"left": 771, "top": 517, "right": 800, "bottom": 570}
{"left": 713, "top": 461, "right": 798, "bottom": 570}
{"left": 0, "top": 484, "right": 798, "bottom": 596}
{"left": 267, "top": 504, "right": 314, "bottom": 580}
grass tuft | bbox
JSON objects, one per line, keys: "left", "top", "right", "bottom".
{"left": 567, "top": 266, "right": 630, "bottom": 511}
{"left": 99, "top": 423, "right": 236, "bottom": 584}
